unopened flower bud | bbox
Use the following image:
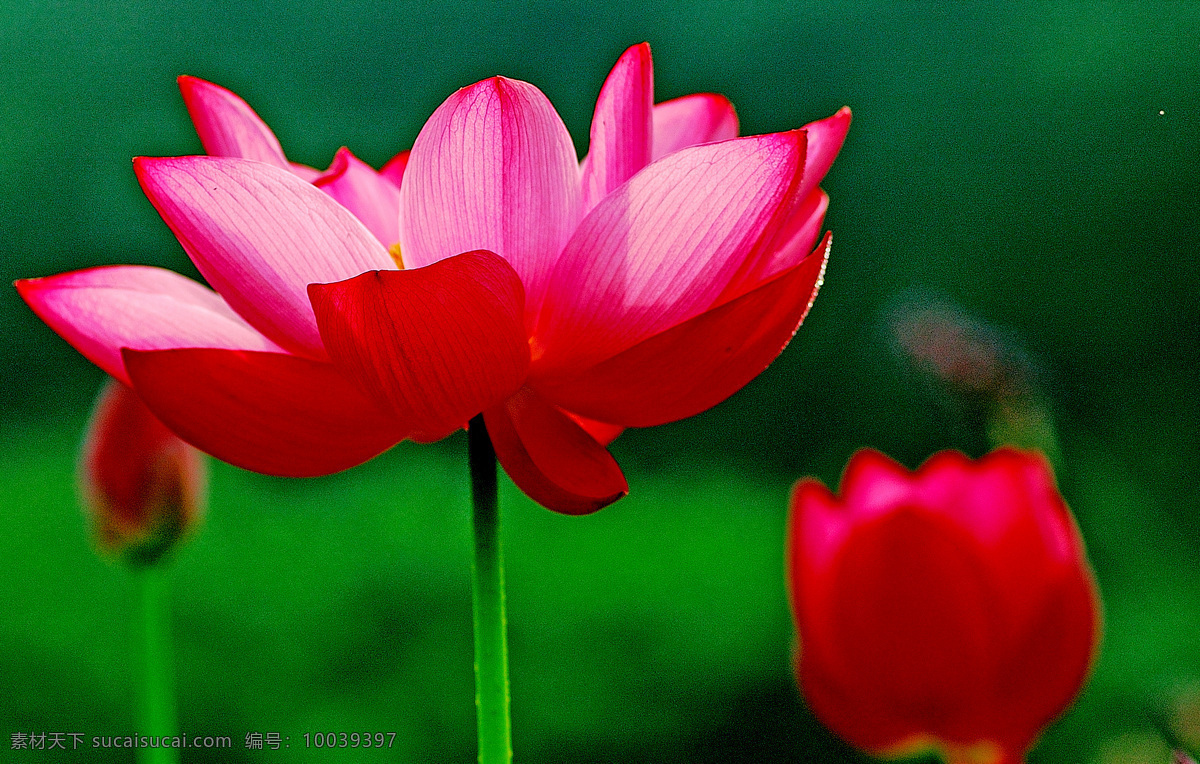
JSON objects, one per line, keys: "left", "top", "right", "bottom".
{"left": 79, "top": 378, "right": 206, "bottom": 566}
{"left": 789, "top": 447, "right": 1100, "bottom": 764}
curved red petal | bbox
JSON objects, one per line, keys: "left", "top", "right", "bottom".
{"left": 562, "top": 410, "right": 624, "bottom": 447}
{"left": 533, "top": 232, "right": 829, "bottom": 427}
{"left": 484, "top": 387, "right": 628, "bottom": 515}
{"left": 123, "top": 348, "right": 406, "bottom": 477}
{"left": 134, "top": 155, "right": 395, "bottom": 358}
{"left": 15, "top": 265, "right": 282, "bottom": 385}
{"left": 309, "top": 251, "right": 530, "bottom": 442}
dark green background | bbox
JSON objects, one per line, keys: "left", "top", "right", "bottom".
{"left": 2, "top": 2, "right": 1198, "bottom": 761}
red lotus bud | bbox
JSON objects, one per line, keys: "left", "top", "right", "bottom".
{"left": 79, "top": 378, "right": 206, "bottom": 566}
{"left": 788, "top": 448, "right": 1100, "bottom": 764}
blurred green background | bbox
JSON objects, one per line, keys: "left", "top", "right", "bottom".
{"left": 3, "top": 1, "right": 1199, "bottom": 762}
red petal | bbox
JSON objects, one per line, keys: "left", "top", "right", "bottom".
{"left": 309, "top": 251, "right": 530, "bottom": 442}
{"left": 533, "top": 232, "right": 829, "bottom": 427}
{"left": 484, "top": 387, "right": 628, "bottom": 515}
{"left": 562, "top": 410, "right": 624, "bottom": 447}
{"left": 123, "top": 348, "right": 406, "bottom": 477}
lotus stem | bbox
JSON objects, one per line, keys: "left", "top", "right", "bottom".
{"left": 467, "top": 415, "right": 512, "bottom": 764}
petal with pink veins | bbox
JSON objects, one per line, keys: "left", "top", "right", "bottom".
{"left": 177, "top": 76, "right": 291, "bottom": 170}
{"left": 309, "top": 251, "right": 530, "bottom": 443}
{"left": 135, "top": 156, "right": 396, "bottom": 358}
{"left": 16, "top": 265, "right": 282, "bottom": 386}
{"left": 532, "top": 232, "right": 830, "bottom": 427}
{"left": 651, "top": 92, "right": 739, "bottom": 160}
{"left": 484, "top": 387, "right": 628, "bottom": 515}
{"left": 313, "top": 147, "right": 402, "bottom": 248}
{"left": 719, "top": 190, "right": 828, "bottom": 301}
{"left": 579, "top": 42, "right": 653, "bottom": 215}
{"left": 400, "top": 76, "right": 580, "bottom": 323}
{"left": 123, "top": 347, "right": 405, "bottom": 477}
{"left": 533, "top": 131, "right": 807, "bottom": 375}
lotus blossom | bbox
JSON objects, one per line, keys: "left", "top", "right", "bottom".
{"left": 313, "top": 42, "right": 850, "bottom": 512}
{"left": 788, "top": 448, "right": 1101, "bottom": 764}
{"left": 17, "top": 43, "right": 848, "bottom": 513}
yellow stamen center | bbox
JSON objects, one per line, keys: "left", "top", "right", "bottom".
{"left": 388, "top": 242, "right": 405, "bottom": 269}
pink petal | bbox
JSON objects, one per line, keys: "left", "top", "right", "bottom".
{"left": 16, "top": 265, "right": 281, "bottom": 386}
{"left": 533, "top": 131, "right": 807, "bottom": 376}
{"left": 579, "top": 42, "right": 654, "bottom": 215}
{"left": 532, "top": 232, "right": 830, "bottom": 427}
{"left": 308, "top": 250, "right": 530, "bottom": 443}
{"left": 313, "top": 147, "right": 402, "bottom": 248}
{"left": 400, "top": 76, "right": 581, "bottom": 324}
{"left": 484, "top": 387, "right": 628, "bottom": 515}
{"left": 177, "top": 76, "right": 291, "bottom": 170}
{"left": 288, "top": 162, "right": 323, "bottom": 182}
{"left": 135, "top": 156, "right": 395, "bottom": 358}
{"left": 719, "top": 190, "right": 828, "bottom": 300}
{"left": 380, "top": 150, "right": 409, "bottom": 187}
{"left": 651, "top": 93, "right": 739, "bottom": 160}
{"left": 794, "top": 107, "right": 852, "bottom": 204}
{"left": 123, "top": 348, "right": 406, "bottom": 477}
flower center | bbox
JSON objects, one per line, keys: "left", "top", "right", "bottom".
{"left": 388, "top": 243, "right": 405, "bottom": 269}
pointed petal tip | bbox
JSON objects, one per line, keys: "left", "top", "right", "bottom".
{"left": 312, "top": 146, "right": 354, "bottom": 187}
{"left": 813, "top": 106, "right": 853, "bottom": 138}
{"left": 623, "top": 41, "right": 652, "bottom": 61}
{"left": 177, "top": 74, "right": 211, "bottom": 94}
{"left": 379, "top": 150, "right": 409, "bottom": 187}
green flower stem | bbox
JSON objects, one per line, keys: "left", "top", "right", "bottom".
{"left": 136, "top": 564, "right": 179, "bottom": 764}
{"left": 467, "top": 415, "right": 512, "bottom": 764}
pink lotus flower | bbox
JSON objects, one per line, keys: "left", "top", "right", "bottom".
{"left": 17, "top": 43, "right": 848, "bottom": 513}
{"left": 313, "top": 42, "right": 850, "bottom": 512}
{"left": 788, "top": 448, "right": 1101, "bottom": 764}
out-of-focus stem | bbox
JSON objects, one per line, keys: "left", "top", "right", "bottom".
{"left": 136, "top": 565, "right": 179, "bottom": 764}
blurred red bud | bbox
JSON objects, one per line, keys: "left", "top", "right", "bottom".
{"left": 891, "top": 302, "right": 1027, "bottom": 400}
{"left": 788, "top": 448, "right": 1100, "bottom": 763}
{"left": 79, "top": 378, "right": 206, "bottom": 565}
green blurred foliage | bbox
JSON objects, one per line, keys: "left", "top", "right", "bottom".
{"left": 2, "top": 1, "right": 1198, "bottom": 762}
